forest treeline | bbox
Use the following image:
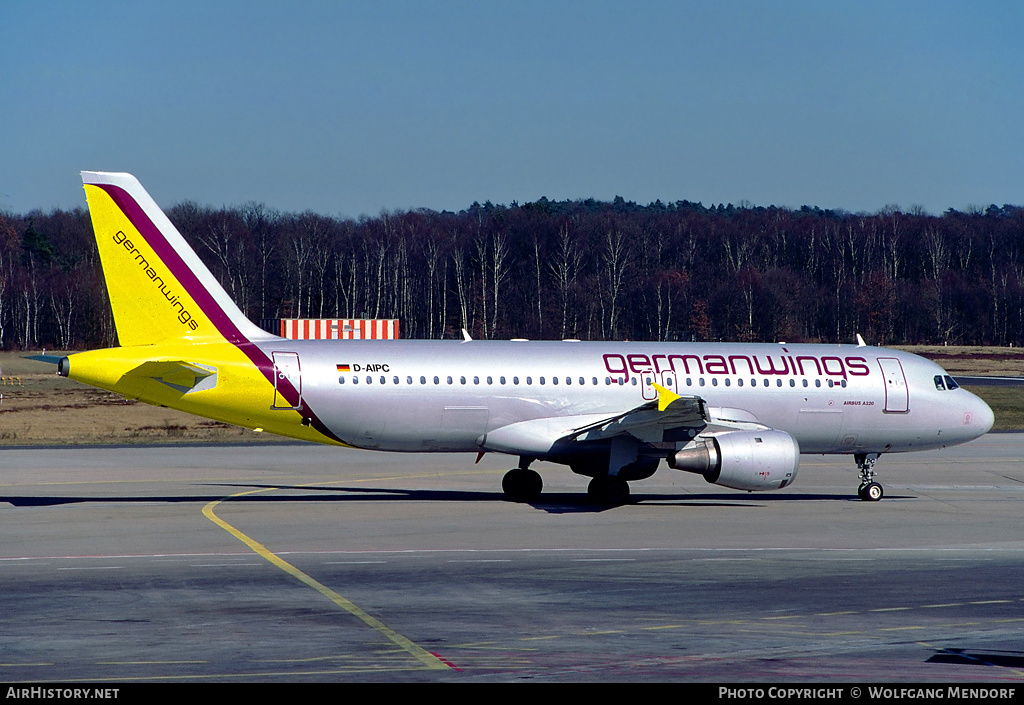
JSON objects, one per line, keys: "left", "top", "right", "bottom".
{"left": 1, "top": 195, "right": 1023, "bottom": 350}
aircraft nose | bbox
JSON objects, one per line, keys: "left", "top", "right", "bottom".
{"left": 970, "top": 393, "right": 995, "bottom": 436}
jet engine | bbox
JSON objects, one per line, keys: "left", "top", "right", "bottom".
{"left": 668, "top": 429, "right": 799, "bottom": 491}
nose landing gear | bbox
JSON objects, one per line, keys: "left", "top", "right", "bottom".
{"left": 855, "top": 453, "right": 884, "bottom": 501}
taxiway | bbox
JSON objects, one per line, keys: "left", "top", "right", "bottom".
{"left": 2, "top": 435, "right": 1023, "bottom": 682}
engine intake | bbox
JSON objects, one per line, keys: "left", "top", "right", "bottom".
{"left": 668, "top": 429, "right": 799, "bottom": 491}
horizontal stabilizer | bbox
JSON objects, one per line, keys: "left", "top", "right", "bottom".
{"left": 24, "top": 354, "right": 65, "bottom": 365}
{"left": 123, "top": 360, "right": 217, "bottom": 394}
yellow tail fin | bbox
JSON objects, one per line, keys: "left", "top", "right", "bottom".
{"left": 82, "top": 171, "right": 272, "bottom": 347}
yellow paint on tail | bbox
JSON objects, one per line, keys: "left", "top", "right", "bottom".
{"left": 84, "top": 184, "right": 214, "bottom": 346}
{"left": 74, "top": 173, "right": 345, "bottom": 446}
{"left": 66, "top": 343, "right": 342, "bottom": 445}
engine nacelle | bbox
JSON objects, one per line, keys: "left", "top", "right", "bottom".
{"left": 668, "top": 430, "right": 799, "bottom": 491}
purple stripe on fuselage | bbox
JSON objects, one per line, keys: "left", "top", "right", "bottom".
{"left": 95, "top": 183, "right": 345, "bottom": 444}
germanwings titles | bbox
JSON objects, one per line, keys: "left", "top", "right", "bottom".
{"left": 59, "top": 172, "right": 994, "bottom": 504}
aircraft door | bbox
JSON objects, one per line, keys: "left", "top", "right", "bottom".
{"left": 641, "top": 373, "right": 657, "bottom": 401}
{"left": 272, "top": 351, "right": 302, "bottom": 410}
{"left": 878, "top": 357, "right": 909, "bottom": 413}
{"left": 642, "top": 357, "right": 678, "bottom": 401}
{"left": 660, "top": 369, "right": 678, "bottom": 393}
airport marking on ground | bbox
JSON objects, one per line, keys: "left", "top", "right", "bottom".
{"left": 202, "top": 488, "right": 450, "bottom": 671}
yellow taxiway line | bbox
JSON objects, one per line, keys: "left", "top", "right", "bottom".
{"left": 202, "top": 489, "right": 449, "bottom": 671}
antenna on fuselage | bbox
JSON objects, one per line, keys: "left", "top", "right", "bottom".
{"left": 856, "top": 333, "right": 867, "bottom": 347}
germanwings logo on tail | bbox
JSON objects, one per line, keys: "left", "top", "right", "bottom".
{"left": 112, "top": 230, "right": 199, "bottom": 330}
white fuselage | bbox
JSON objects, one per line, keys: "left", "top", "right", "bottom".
{"left": 261, "top": 339, "right": 993, "bottom": 457}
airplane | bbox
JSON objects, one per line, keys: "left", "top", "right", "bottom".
{"left": 54, "top": 171, "right": 995, "bottom": 504}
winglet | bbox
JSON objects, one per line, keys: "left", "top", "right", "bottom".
{"left": 652, "top": 382, "right": 682, "bottom": 412}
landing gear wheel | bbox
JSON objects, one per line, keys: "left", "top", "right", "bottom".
{"left": 502, "top": 468, "right": 542, "bottom": 502}
{"left": 855, "top": 452, "right": 883, "bottom": 502}
{"left": 857, "top": 482, "right": 883, "bottom": 502}
{"left": 588, "top": 476, "right": 631, "bottom": 505}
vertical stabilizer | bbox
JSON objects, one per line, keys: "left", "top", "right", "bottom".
{"left": 81, "top": 171, "right": 273, "bottom": 347}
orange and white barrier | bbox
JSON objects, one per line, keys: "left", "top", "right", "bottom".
{"left": 279, "top": 319, "right": 400, "bottom": 340}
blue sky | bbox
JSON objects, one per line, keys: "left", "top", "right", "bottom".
{"left": 2, "top": 1, "right": 1022, "bottom": 217}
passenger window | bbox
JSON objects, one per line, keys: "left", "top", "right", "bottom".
{"left": 473, "top": 376, "right": 480, "bottom": 385}
{"left": 527, "top": 377, "right": 533, "bottom": 385}
{"left": 434, "top": 376, "right": 439, "bottom": 385}
{"left": 420, "top": 376, "right": 426, "bottom": 384}
{"left": 353, "top": 376, "right": 358, "bottom": 384}
{"left": 500, "top": 376, "right": 506, "bottom": 384}
{"left": 460, "top": 376, "right": 466, "bottom": 385}
{"left": 514, "top": 376, "right": 520, "bottom": 385}
{"left": 339, "top": 376, "right": 345, "bottom": 384}
{"left": 393, "top": 376, "right": 399, "bottom": 384}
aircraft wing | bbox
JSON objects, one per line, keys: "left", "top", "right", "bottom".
{"left": 566, "top": 391, "right": 707, "bottom": 443}
{"left": 482, "top": 384, "right": 710, "bottom": 455}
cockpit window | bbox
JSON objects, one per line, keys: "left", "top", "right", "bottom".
{"left": 934, "top": 375, "right": 946, "bottom": 391}
{"left": 944, "top": 375, "right": 959, "bottom": 390}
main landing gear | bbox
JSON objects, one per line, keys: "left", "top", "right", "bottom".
{"left": 587, "top": 475, "right": 631, "bottom": 505}
{"left": 502, "top": 459, "right": 543, "bottom": 502}
{"left": 855, "top": 452, "right": 884, "bottom": 501}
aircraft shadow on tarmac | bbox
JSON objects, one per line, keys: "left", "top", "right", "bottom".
{"left": 1, "top": 484, "right": 902, "bottom": 514}
{"left": 927, "top": 648, "right": 1024, "bottom": 669}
